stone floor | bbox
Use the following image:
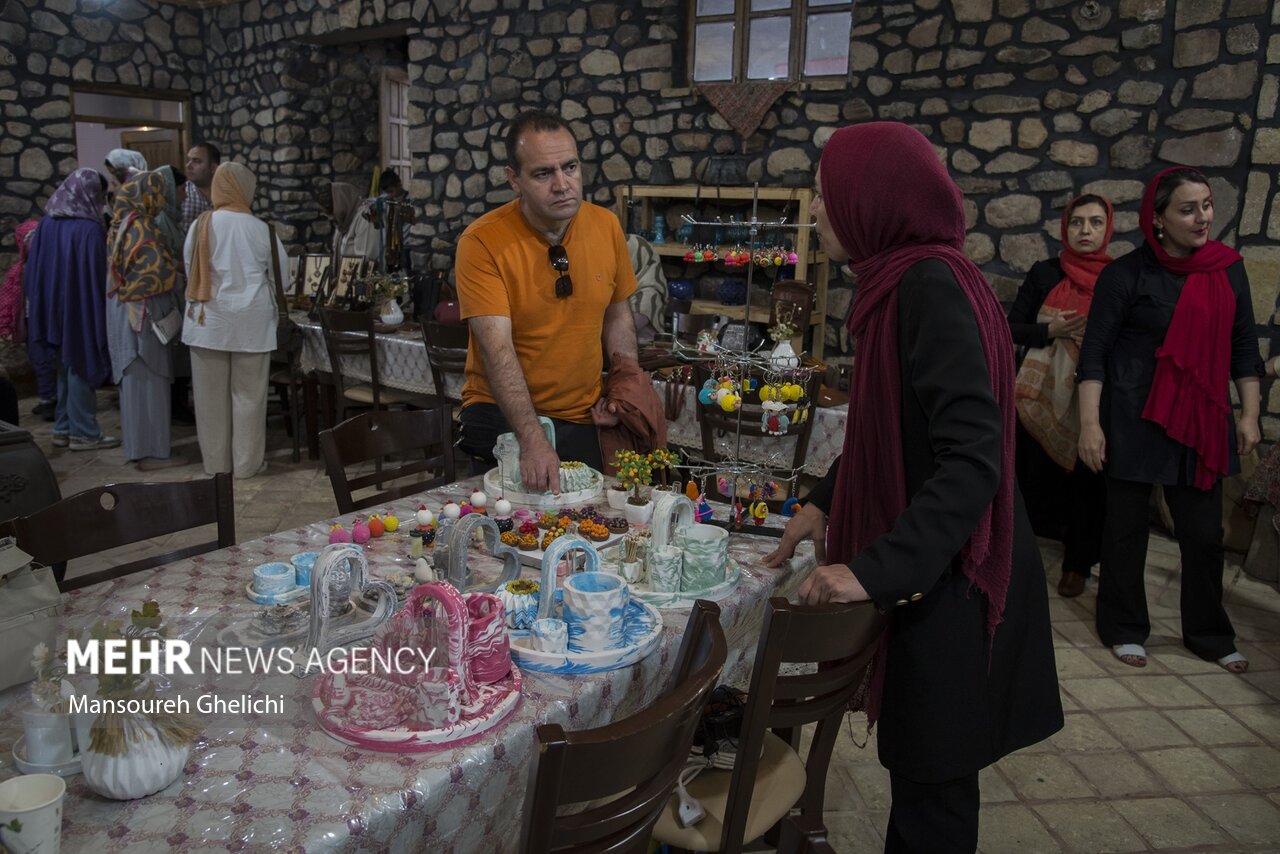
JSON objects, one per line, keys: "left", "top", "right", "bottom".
{"left": 11, "top": 389, "right": 1280, "bottom": 853}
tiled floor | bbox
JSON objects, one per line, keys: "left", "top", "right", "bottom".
{"left": 11, "top": 390, "right": 1280, "bottom": 853}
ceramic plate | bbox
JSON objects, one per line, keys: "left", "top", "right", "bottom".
{"left": 482, "top": 468, "right": 602, "bottom": 509}
{"left": 508, "top": 599, "right": 663, "bottom": 674}
{"left": 629, "top": 558, "right": 743, "bottom": 609}
{"left": 12, "top": 736, "right": 82, "bottom": 778}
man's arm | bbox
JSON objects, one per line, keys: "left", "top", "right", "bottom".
{"left": 601, "top": 298, "right": 638, "bottom": 362}
{"left": 468, "top": 314, "right": 560, "bottom": 493}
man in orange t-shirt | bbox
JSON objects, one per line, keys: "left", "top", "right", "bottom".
{"left": 455, "top": 111, "right": 638, "bottom": 493}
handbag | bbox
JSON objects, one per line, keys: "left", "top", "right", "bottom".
{"left": 268, "top": 224, "right": 303, "bottom": 358}
{"left": 0, "top": 537, "right": 63, "bottom": 692}
{"left": 691, "top": 684, "right": 747, "bottom": 758}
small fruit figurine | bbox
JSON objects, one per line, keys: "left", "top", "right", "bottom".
{"left": 415, "top": 504, "right": 434, "bottom": 528}
{"left": 441, "top": 500, "right": 461, "bottom": 521}
{"left": 367, "top": 515, "right": 386, "bottom": 538}
{"left": 494, "top": 497, "right": 513, "bottom": 518}
{"left": 470, "top": 489, "right": 488, "bottom": 511}
{"left": 383, "top": 513, "right": 400, "bottom": 532}
{"left": 685, "top": 481, "right": 700, "bottom": 501}
{"left": 781, "top": 497, "right": 801, "bottom": 517}
{"left": 458, "top": 502, "right": 474, "bottom": 517}
{"left": 328, "top": 524, "right": 353, "bottom": 544}
{"left": 352, "top": 519, "right": 371, "bottom": 544}
{"left": 750, "top": 501, "right": 769, "bottom": 526}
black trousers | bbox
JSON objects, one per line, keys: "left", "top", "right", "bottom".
{"left": 457, "top": 403, "right": 604, "bottom": 473}
{"left": 1015, "top": 422, "right": 1105, "bottom": 578}
{"left": 884, "top": 770, "right": 980, "bottom": 854}
{"left": 1096, "top": 475, "right": 1237, "bottom": 660}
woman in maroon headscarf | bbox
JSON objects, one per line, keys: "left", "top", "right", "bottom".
{"left": 1008, "top": 194, "right": 1114, "bottom": 598}
{"left": 1077, "top": 166, "right": 1263, "bottom": 673}
{"left": 765, "top": 123, "right": 1061, "bottom": 852}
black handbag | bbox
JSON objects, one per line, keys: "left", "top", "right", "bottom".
{"left": 268, "top": 224, "right": 303, "bottom": 359}
{"left": 691, "top": 685, "right": 747, "bottom": 758}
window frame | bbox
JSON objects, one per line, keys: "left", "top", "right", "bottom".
{"left": 688, "top": 0, "right": 855, "bottom": 85}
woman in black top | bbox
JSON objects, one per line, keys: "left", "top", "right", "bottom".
{"left": 1007, "top": 194, "right": 1113, "bottom": 598}
{"left": 1077, "top": 166, "right": 1263, "bottom": 672}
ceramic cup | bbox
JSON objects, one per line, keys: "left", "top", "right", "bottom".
{"left": 620, "top": 560, "right": 644, "bottom": 584}
{"left": 561, "top": 571, "right": 629, "bottom": 652}
{"left": 0, "top": 773, "right": 66, "bottom": 854}
{"left": 290, "top": 551, "right": 319, "bottom": 587}
{"left": 20, "top": 709, "right": 73, "bottom": 766}
{"left": 253, "top": 562, "right": 294, "bottom": 596}
{"left": 646, "top": 546, "right": 683, "bottom": 593}
{"left": 677, "top": 525, "right": 729, "bottom": 592}
{"left": 530, "top": 617, "right": 568, "bottom": 654}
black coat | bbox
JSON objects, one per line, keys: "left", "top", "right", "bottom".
{"left": 1076, "top": 244, "right": 1264, "bottom": 486}
{"left": 806, "top": 259, "right": 1063, "bottom": 782}
{"left": 1006, "top": 258, "right": 1064, "bottom": 351}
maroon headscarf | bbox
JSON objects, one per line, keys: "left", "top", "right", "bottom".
{"left": 0, "top": 220, "right": 38, "bottom": 340}
{"left": 1138, "top": 166, "right": 1242, "bottom": 490}
{"left": 820, "top": 123, "right": 1017, "bottom": 722}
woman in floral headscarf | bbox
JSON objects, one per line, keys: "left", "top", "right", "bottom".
{"left": 1008, "top": 194, "right": 1115, "bottom": 598}
{"left": 25, "top": 167, "right": 119, "bottom": 450}
{"left": 106, "top": 170, "right": 183, "bottom": 470}
{"left": 1077, "top": 166, "right": 1263, "bottom": 673}
{"left": 763, "top": 123, "right": 1061, "bottom": 851}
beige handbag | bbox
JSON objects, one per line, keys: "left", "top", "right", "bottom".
{"left": 0, "top": 537, "right": 62, "bottom": 691}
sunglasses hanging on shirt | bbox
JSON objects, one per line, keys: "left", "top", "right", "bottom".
{"left": 548, "top": 244, "right": 573, "bottom": 298}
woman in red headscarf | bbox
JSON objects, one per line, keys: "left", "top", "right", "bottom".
{"left": 1008, "top": 194, "right": 1114, "bottom": 598}
{"left": 765, "top": 123, "right": 1062, "bottom": 852}
{"left": 1077, "top": 166, "right": 1263, "bottom": 673}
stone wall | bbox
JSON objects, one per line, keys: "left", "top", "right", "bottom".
{"left": 2, "top": 0, "right": 1278, "bottom": 432}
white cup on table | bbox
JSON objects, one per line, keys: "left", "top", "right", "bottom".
{"left": 0, "top": 773, "right": 66, "bottom": 854}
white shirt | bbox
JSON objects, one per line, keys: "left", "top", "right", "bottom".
{"left": 181, "top": 210, "right": 288, "bottom": 353}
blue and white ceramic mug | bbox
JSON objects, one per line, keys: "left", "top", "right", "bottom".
{"left": 530, "top": 617, "right": 568, "bottom": 654}
{"left": 561, "top": 571, "right": 629, "bottom": 652}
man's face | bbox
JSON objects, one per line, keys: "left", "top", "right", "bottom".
{"left": 506, "top": 128, "right": 582, "bottom": 231}
{"left": 185, "top": 147, "right": 215, "bottom": 186}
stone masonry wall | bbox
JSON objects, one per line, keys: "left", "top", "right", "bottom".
{"left": 2, "top": 0, "right": 1278, "bottom": 433}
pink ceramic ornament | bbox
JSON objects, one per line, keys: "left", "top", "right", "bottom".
{"left": 352, "top": 520, "right": 371, "bottom": 544}
{"left": 329, "top": 524, "right": 353, "bottom": 544}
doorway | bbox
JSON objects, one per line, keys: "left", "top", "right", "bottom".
{"left": 72, "top": 86, "right": 192, "bottom": 179}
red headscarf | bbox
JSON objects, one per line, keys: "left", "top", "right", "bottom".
{"left": 1045, "top": 194, "right": 1115, "bottom": 316}
{"left": 1138, "top": 166, "right": 1241, "bottom": 490}
{"left": 820, "top": 123, "right": 1017, "bottom": 722}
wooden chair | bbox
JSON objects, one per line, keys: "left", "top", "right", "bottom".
{"left": 419, "top": 320, "right": 469, "bottom": 409}
{"left": 319, "top": 307, "right": 433, "bottom": 421}
{"left": 0, "top": 474, "right": 235, "bottom": 592}
{"left": 520, "top": 600, "right": 728, "bottom": 854}
{"left": 651, "top": 598, "right": 886, "bottom": 854}
{"left": 269, "top": 332, "right": 306, "bottom": 463}
{"left": 692, "top": 363, "right": 824, "bottom": 511}
{"left": 319, "top": 407, "right": 457, "bottom": 514}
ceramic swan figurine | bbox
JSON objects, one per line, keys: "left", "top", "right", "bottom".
{"left": 302, "top": 543, "right": 398, "bottom": 672}
{"left": 649, "top": 492, "right": 696, "bottom": 551}
{"left": 432, "top": 512, "right": 522, "bottom": 593}
{"left": 535, "top": 535, "right": 601, "bottom": 621}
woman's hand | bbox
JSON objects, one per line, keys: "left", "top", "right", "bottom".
{"left": 1078, "top": 422, "right": 1107, "bottom": 473}
{"left": 1047, "top": 311, "right": 1087, "bottom": 343}
{"left": 762, "top": 503, "right": 827, "bottom": 567}
{"left": 798, "top": 564, "right": 870, "bottom": 606}
{"left": 1237, "top": 416, "right": 1261, "bottom": 457}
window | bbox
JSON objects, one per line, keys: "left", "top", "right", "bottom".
{"left": 691, "top": 0, "right": 854, "bottom": 83}
{"left": 380, "top": 69, "right": 411, "bottom": 187}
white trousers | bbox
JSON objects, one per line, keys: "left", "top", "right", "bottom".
{"left": 190, "top": 346, "right": 270, "bottom": 479}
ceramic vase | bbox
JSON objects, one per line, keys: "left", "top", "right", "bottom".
{"left": 770, "top": 339, "right": 800, "bottom": 369}
{"left": 20, "top": 709, "right": 73, "bottom": 766}
{"left": 623, "top": 499, "right": 654, "bottom": 526}
{"left": 81, "top": 715, "right": 190, "bottom": 800}
{"left": 606, "top": 486, "right": 630, "bottom": 510}
{"left": 380, "top": 297, "right": 404, "bottom": 326}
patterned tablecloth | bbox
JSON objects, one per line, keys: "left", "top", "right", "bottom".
{"left": 0, "top": 478, "right": 816, "bottom": 853}
{"left": 298, "top": 322, "right": 847, "bottom": 476}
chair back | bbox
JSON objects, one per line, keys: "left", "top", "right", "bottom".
{"left": 520, "top": 600, "right": 728, "bottom": 854}
{"left": 420, "top": 320, "right": 469, "bottom": 407}
{"left": 320, "top": 407, "right": 457, "bottom": 514}
{"left": 320, "top": 307, "right": 386, "bottom": 409}
{"left": 0, "top": 474, "right": 235, "bottom": 592}
{"left": 692, "top": 363, "right": 823, "bottom": 511}
{"left": 718, "top": 597, "right": 886, "bottom": 853}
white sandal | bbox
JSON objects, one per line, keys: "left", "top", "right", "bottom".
{"left": 1112, "top": 644, "right": 1147, "bottom": 668}
{"left": 1217, "top": 652, "right": 1248, "bottom": 673}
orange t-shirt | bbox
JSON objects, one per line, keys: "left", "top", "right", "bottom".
{"left": 455, "top": 200, "right": 638, "bottom": 422}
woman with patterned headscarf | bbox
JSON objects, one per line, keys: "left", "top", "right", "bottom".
{"left": 182, "top": 161, "right": 287, "bottom": 480}
{"left": 106, "top": 170, "right": 183, "bottom": 470}
{"left": 25, "top": 167, "right": 119, "bottom": 450}
{"left": 104, "top": 148, "right": 147, "bottom": 187}
{"left": 763, "top": 123, "right": 1061, "bottom": 850}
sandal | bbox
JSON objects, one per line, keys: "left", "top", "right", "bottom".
{"left": 1217, "top": 652, "right": 1249, "bottom": 674}
{"left": 1112, "top": 644, "right": 1147, "bottom": 668}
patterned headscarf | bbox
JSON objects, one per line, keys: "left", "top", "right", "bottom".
{"left": 186, "top": 162, "right": 256, "bottom": 320}
{"left": 45, "top": 168, "right": 106, "bottom": 220}
{"left": 152, "top": 165, "right": 185, "bottom": 259}
{"left": 108, "top": 171, "right": 177, "bottom": 331}
{"left": 105, "top": 148, "right": 148, "bottom": 179}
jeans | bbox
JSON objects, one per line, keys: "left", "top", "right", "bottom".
{"left": 54, "top": 362, "right": 102, "bottom": 440}
{"left": 27, "top": 335, "right": 56, "bottom": 401}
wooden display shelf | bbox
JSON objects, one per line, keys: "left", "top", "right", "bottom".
{"left": 686, "top": 298, "right": 822, "bottom": 326}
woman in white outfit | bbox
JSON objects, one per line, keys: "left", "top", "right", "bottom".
{"left": 182, "top": 162, "right": 287, "bottom": 479}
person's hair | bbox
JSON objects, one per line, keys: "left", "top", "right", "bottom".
{"left": 193, "top": 142, "right": 221, "bottom": 164}
{"left": 98, "top": 174, "right": 108, "bottom": 193}
{"left": 1067, "top": 194, "right": 1108, "bottom": 219}
{"left": 505, "top": 110, "right": 571, "bottom": 171}
{"left": 379, "top": 170, "right": 402, "bottom": 193}
{"left": 1153, "top": 168, "right": 1209, "bottom": 215}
